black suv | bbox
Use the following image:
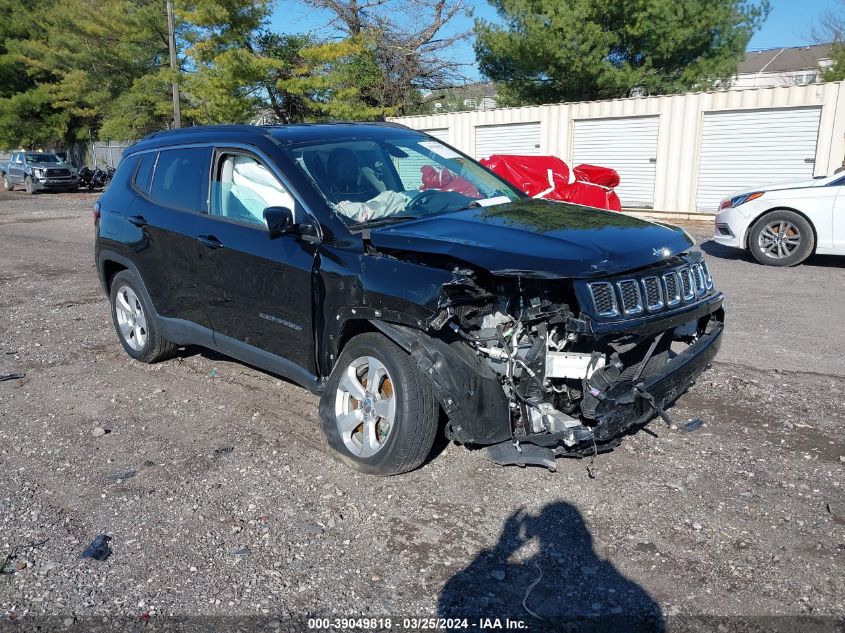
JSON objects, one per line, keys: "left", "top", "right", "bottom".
{"left": 95, "top": 123, "right": 724, "bottom": 475}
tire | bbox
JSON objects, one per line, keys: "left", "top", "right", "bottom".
{"left": 319, "top": 332, "right": 439, "bottom": 476}
{"left": 24, "top": 176, "right": 35, "bottom": 194}
{"left": 1, "top": 174, "right": 12, "bottom": 191}
{"left": 109, "top": 270, "right": 177, "bottom": 363}
{"left": 748, "top": 210, "right": 814, "bottom": 267}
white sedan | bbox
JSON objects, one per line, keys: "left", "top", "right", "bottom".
{"left": 713, "top": 171, "right": 845, "bottom": 266}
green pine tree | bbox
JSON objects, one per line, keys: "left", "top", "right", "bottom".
{"left": 474, "top": 0, "right": 770, "bottom": 105}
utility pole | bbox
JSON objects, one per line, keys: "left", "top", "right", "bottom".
{"left": 166, "top": 0, "right": 181, "bottom": 129}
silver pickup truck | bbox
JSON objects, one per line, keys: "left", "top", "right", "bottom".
{"left": 1, "top": 151, "right": 80, "bottom": 193}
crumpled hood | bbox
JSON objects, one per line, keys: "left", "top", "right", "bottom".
{"left": 368, "top": 198, "right": 694, "bottom": 279}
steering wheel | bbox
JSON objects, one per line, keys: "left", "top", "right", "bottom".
{"left": 405, "top": 190, "right": 437, "bottom": 212}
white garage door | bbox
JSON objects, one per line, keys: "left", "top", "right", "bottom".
{"left": 573, "top": 116, "right": 659, "bottom": 208}
{"left": 696, "top": 107, "right": 821, "bottom": 211}
{"left": 421, "top": 128, "right": 450, "bottom": 144}
{"left": 475, "top": 122, "right": 541, "bottom": 159}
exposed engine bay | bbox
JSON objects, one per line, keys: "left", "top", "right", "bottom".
{"left": 417, "top": 257, "right": 725, "bottom": 470}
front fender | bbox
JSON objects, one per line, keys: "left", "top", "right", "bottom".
{"left": 316, "top": 246, "right": 455, "bottom": 376}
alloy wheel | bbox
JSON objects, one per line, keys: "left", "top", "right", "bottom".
{"left": 758, "top": 220, "right": 801, "bottom": 260}
{"left": 114, "top": 285, "right": 148, "bottom": 351}
{"left": 334, "top": 355, "right": 397, "bottom": 458}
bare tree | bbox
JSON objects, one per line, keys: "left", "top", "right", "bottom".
{"left": 298, "top": 0, "right": 470, "bottom": 113}
{"left": 812, "top": 0, "right": 845, "bottom": 81}
{"left": 812, "top": 0, "right": 845, "bottom": 42}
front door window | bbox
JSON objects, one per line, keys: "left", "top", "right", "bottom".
{"left": 211, "top": 153, "right": 295, "bottom": 227}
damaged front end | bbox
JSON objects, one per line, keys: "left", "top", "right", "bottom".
{"left": 378, "top": 251, "right": 724, "bottom": 470}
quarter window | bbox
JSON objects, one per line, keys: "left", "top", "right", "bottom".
{"left": 149, "top": 147, "right": 211, "bottom": 212}
{"left": 134, "top": 152, "right": 156, "bottom": 195}
{"left": 210, "top": 152, "right": 295, "bottom": 227}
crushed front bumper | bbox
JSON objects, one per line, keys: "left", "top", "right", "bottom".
{"left": 587, "top": 308, "right": 723, "bottom": 442}
{"left": 483, "top": 308, "right": 724, "bottom": 469}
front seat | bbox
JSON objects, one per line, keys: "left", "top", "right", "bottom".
{"left": 326, "top": 147, "right": 379, "bottom": 203}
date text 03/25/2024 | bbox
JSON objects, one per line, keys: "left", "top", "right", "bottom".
{"left": 307, "top": 618, "right": 528, "bottom": 630}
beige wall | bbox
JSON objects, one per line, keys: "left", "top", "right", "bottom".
{"left": 390, "top": 82, "right": 845, "bottom": 214}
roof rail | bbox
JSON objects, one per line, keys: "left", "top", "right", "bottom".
{"left": 139, "top": 120, "right": 413, "bottom": 142}
{"left": 141, "top": 124, "right": 267, "bottom": 141}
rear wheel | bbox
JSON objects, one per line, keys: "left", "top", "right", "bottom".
{"left": 109, "top": 270, "right": 177, "bottom": 363}
{"left": 748, "top": 210, "right": 814, "bottom": 267}
{"left": 319, "top": 332, "right": 439, "bottom": 476}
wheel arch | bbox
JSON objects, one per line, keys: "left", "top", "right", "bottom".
{"left": 96, "top": 250, "right": 159, "bottom": 314}
{"left": 325, "top": 318, "right": 512, "bottom": 445}
{"left": 334, "top": 319, "right": 382, "bottom": 362}
{"left": 743, "top": 206, "right": 818, "bottom": 253}
{"left": 101, "top": 259, "right": 128, "bottom": 293}
{"left": 362, "top": 320, "right": 512, "bottom": 446}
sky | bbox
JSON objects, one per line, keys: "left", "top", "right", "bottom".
{"left": 269, "top": 0, "right": 841, "bottom": 82}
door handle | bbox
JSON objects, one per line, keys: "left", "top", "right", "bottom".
{"left": 196, "top": 234, "right": 224, "bottom": 249}
{"left": 128, "top": 215, "right": 148, "bottom": 227}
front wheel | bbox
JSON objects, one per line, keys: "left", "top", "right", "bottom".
{"left": 1, "top": 174, "right": 12, "bottom": 191}
{"left": 24, "top": 176, "right": 35, "bottom": 194}
{"left": 319, "top": 332, "right": 439, "bottom": 476}
{"left": 748, "top": 210, "right": 814, "bottom": 266}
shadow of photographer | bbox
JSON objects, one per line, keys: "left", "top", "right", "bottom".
{"left": 438, "top": 502, "right": 665, "bottom": 632}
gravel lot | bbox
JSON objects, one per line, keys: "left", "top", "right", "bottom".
{"left": 0, "top": 190, "right": 843, "bottom": 631}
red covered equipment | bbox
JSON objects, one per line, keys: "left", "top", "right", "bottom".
{"left": 420, "top": 165, "right": 481, "bottom": 198}
{"left": 480, "top": 154, "right": 622, "bottom": 211}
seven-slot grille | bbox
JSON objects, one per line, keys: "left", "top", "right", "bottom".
{"left": 586, "top": 260, "right": 714, "bottom": 319}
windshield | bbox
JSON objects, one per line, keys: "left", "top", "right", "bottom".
{"left": 26, "top": 153, "right": 63, "bottom": 164}
{"left": 287, "top": 134, "right": 523, "bottom": 226}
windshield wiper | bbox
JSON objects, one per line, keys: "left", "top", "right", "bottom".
{"left": 355, "top": 215, "right": 420, "bottom": 229}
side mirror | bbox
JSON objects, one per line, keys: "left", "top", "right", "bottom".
{"left": 263, "top": 206, "right": 294, "bottom": 238}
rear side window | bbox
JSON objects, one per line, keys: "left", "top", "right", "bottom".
{"left": 134, "top": 152, "right": 156, "bottom": 195}
{"left": 149, "top": 147, "right": 211, "bottom": 212}
{"left": 99, "top": 154, "right": 141, "bottom": 210}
